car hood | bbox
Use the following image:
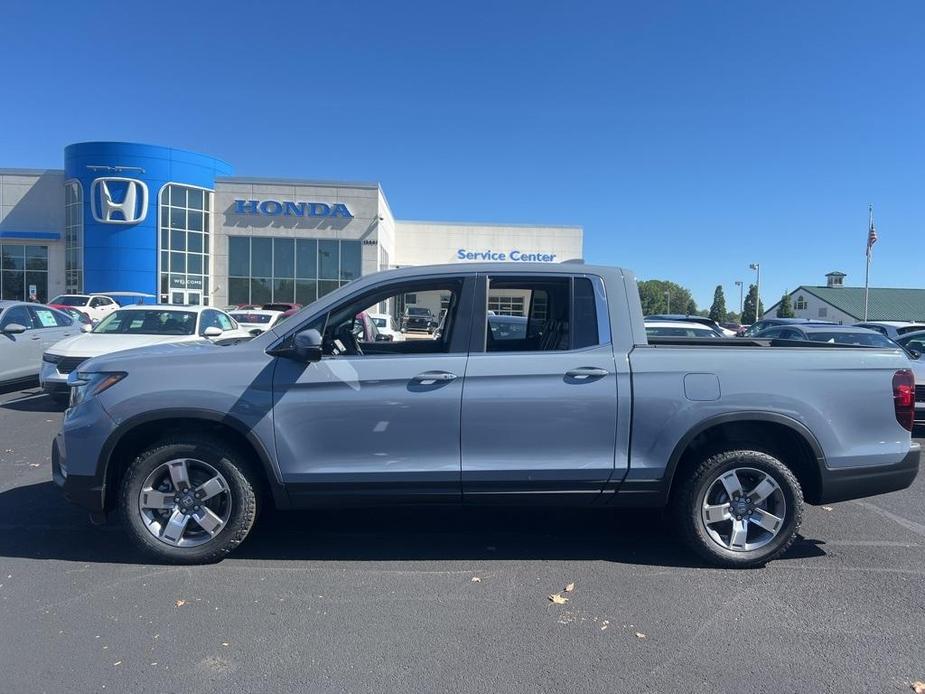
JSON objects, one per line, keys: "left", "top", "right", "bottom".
{"left": 46, "top": 333, "right": 201, "bottom": 358}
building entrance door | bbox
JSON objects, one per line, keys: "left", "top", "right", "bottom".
{"left": 169, "top": 290, "right": 202, "bottom": 306}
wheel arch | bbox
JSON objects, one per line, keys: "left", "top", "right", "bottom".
{"left": 664, "top": 412, "right": 826, "bottom": 504}
{"left": 100, "top": 409, "right": 289, "bottom": 512}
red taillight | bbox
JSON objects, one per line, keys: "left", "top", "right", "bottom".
{"left": 893, "top": 369, "right": 915, "bottom": 432}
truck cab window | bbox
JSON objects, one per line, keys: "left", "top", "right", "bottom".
{"left": 485, "top": 276, "right": 600, "bottom": 352}
{"left": 314, "top": 279, "right": 465, "bottom": 357}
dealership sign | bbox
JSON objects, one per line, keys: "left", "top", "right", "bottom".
{"left": 91, "top": 177, "right": 149, "bottom": 224}
{"left": 457, "top": 249, "right": 558, "bottom": 263}
{"left": 234, "top": 199, "right": 353, "bottom": 219}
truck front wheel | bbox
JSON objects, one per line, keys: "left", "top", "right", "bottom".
{"left": 119, "top": 437, "right": 259, "bottom": 564}
{"left": 672, "top": 449, "right": 803, "bottom": 568}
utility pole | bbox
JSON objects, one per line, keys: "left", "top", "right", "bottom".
{"left": 734, "top": 280, "right": 743, "bottom": 317}
{"left": 749, "top": 263, "right": 761, "bottom": 322}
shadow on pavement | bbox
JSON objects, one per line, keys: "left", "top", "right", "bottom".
{"left": 0, "top": 481, "right": 827, "bottom": 567}
{"left": 0, "top": 391, "right": 67, "bottom": 413}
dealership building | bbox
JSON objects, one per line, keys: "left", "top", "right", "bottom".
{"left": 0, "top": 142, "right": 582, "bottom": 314}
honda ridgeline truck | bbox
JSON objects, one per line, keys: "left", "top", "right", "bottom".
{"left": 53, "top": 263, "right": 920, "bottom": 567}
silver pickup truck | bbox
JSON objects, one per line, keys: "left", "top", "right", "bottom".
{"left": 52, "top": 263, "right": 920, "bottom": 567}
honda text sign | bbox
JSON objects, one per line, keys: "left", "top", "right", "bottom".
{"left": 91, "top": 177, "right": 149, "bottom": 224}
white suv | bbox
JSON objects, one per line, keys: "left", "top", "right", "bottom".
{"left": 49, "top": 294, "right": 119, "bottom": 323}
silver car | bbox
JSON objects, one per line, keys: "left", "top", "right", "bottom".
{"left": 0, "top": 301, "right": 81, "bottom": 386}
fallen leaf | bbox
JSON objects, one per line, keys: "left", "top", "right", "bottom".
{"left": 564, "top": 582, "right": 575, "bottom": 592}
{"left": 175, "top": 600, "right": 187, "bottom": 608}
{"left": 634, "top": 632, "right": 647, "bottom": 639}
{"left": 912, "top": 682, "right": 925, "bottom": 694}
{"left": 822, "top": 506, "right": 834, "bottom": 511}
{"left": 548, "top": 593, "right": 569, "bottom": 605}
{"left": 471, "top": 577, "right": 481, "bottom": 583}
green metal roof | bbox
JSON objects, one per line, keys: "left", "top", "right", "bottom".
{"left": 799, "top": 285, "right": 925, "bottom": 321}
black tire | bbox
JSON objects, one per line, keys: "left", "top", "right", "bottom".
{"left": 119, "top": 436, "right": 259, "bottom": 564}
{"left": 672, "top": 448, "right": 803, "bottom": 569}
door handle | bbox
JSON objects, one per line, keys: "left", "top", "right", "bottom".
{"left": 411, "top": 371, "right": 458, "bottom": 385}
{"left": 566, "top": 367, "right": 609, "bottom": 380}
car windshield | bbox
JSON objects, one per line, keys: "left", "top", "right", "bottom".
{"left": 407, "top": 307, "right": 430, "bottom": 316}
{"left": 50, "top": 295, "right": 88, "bottom": 307}
{"left": 230, "top": 312, "right": 274, "bottom": 324}
{"left": 93, "top": 309, "right": 197, "bottom": 335}
{"left": 806, "top": 331, "right": 895, "bottom": 347}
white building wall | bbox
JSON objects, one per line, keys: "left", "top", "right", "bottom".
{"left": 393, "top": 221, "right": 582, "bottom": 267}
{"left": 762, "top": 288, "right": 857, "bottom": 324}
{"left": 0, "top": 170, "right": 66, "bottom": 300}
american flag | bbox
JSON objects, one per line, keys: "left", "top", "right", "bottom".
{"left": 866, "top": 207, "right": 877, "bottom": 257}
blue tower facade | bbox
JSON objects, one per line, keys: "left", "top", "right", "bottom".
{"left": 64, "top": 142, "right": 232, "bottom": 296}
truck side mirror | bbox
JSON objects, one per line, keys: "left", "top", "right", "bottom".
{"left": 293, "top": 329, "right": 323, "bottom": 362}
{"left": 202, "top": 326, "right": 223, "bottom": 338}
{"left": 2, "top": 323, "right": 27, "bottom": 335}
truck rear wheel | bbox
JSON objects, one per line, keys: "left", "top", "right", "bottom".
{"left": 673, "top": 449, "right": 803, "bottom": 568}
{"left": 119, "top": 436, "right": 259, "bottom": 564}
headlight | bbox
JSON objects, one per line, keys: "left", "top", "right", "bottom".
{"left": 42, "top": 353, "right": 62, "bottom": 364}
{"left": 68, "top": 371, "right": 126, "bottom": 407}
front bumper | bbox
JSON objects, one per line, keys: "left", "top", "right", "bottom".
{"left": 52, "top": 397, "right": 118, "bottom": 513}
{"left": 816, "top": 445, "right": 920, "bottom": 504}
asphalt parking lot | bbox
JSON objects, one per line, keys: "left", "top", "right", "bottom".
{"left": 1, "top": 384, "right": 924, "bottom": 693}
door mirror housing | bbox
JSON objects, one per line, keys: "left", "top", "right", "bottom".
{"left": 202, "top": 326, "right": 223, "bottom": 338}
{"left": 80, "top": 323, "right": 93, "bottom": 333}
{"left": 293, "top": 329, "right": 324, "bottom": 362}
{"left": 2, "top": 323, "right": 27, "bottom": 335}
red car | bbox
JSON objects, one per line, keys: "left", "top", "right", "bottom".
{"left": 48, "top": 303, "right": 92, "bottom": 326}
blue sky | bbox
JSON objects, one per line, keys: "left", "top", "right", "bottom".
{"left": 2, "top": 1, "right": 923, "bottom": 310}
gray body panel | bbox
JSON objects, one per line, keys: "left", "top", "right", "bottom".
{"left": 54, "top": 262, "right": 918, "bottom": 512}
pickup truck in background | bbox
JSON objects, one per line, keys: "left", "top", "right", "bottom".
{"left": 52, "top": 263, "right": 920, "bottom": 567}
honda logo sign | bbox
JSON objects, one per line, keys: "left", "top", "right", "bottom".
{"left": 91, "top": 177, "right": 149, "bottom": 224}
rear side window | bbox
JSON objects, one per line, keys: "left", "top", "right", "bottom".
{"left": 30, "top": 307, "right": 72, "bottom": 328}
{"left": 484, "top": 276, "right": 601, "bottom": 352}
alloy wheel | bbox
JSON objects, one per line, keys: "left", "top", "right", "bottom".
{"left": 137, "top": 458, "right": 232, "bottom": 547}
{"left": 700, "top": 466, "right": 787, "bottom": 552}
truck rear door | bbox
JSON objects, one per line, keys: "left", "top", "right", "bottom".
{"left": 460, "top": 273, "right": 621, "bottom": 502}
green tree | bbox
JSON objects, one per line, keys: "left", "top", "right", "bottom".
{"left": 685, "top": 298, "right": 697, "bottom": 315}
{"left": 708, "top": 285, "right": 727, "bottom": 323}
{"left": 741, "top": 284, "right": 765, "bottom": 324}
{"left": 637, "top": 279, "right": 696, "bottom": 316}
{"left": 725, "top": 310, "right": 741, "bottom": 323}
{"left": 776, "top": 290, "right": 794, "bottom": 318}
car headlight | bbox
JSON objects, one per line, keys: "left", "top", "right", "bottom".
{"left": 42, "top": 353, "right": 62, "bottom": 364}
{"left": 68, "top": 371, "right": 126, "bottom": 407}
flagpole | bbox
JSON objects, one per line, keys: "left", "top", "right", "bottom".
{"left": 864, "top": 204, "right": 872, "bottom": 321}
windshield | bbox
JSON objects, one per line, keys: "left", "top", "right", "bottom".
{"left": 50, "top": 295, "right": 88, "bottom": 307}
{"left": 94, "top": 309, "right": 197, "bottom": 336}
{"left": 806, "top": 331, "right": 895, "bottom": 347}
{"left": 230, "top": 312, "right": 274, "bottom": 324}
{"left": 407, "top": 307, "right": 431, "bottom": 316}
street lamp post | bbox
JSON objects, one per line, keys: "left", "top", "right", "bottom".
{"left": 734, "top": 280, "right": 744, "bottom": 318}
{"left": 749, "top": 263, "right": 761, "bottom": 322}
{"left": 664, "top": 289, "right": 671, "bottom": 314}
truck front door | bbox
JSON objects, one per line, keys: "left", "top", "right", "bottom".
{"left": 271, "top": 275, "right": 475, "bottom": 504}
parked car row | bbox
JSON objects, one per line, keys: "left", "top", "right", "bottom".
{"left": 0, "top": 301, "right": 254, "bottom": 397}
